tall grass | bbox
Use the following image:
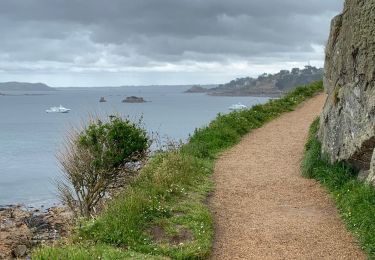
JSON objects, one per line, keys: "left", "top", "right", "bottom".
{"left": 32, "top": 244, "right": 165, "bottom": 260}
{"left": 33, "top": 81, "right": 323, "bottom": 259}
{"left": 302, "top": 118, "right": 375, "bottom": 258}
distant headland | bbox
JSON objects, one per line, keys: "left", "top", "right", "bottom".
{"left": 0, "top": 82, "right": 55, "bottom": 92}
{"left": 185, "top": 66, "right": 323, "bottom": 97}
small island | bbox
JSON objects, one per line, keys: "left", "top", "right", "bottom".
{"left": 122, "top": 96, "right": 146, "bottom": 103}
{"left": 184, "top": 85, "right": 209, "bottom": 93}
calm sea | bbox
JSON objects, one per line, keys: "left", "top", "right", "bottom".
{"left": 0, "top": 85, "right": 268, "bottom": 207}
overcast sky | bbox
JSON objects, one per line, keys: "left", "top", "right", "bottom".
{"left": 0, "top": 0, "right": 343, "bottom": 87}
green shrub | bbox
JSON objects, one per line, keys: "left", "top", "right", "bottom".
{"left": 77, "top": 116, "right": 148, "bottom": 170}
{"left": 57, "top": 115, "right": 149, "bottom": 217}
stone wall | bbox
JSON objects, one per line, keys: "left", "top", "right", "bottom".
{"left": 319, "top": 0, "right": 375, "bottom": 181}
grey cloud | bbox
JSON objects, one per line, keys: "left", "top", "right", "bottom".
{"left": 0, "top": 0, "right": 343, "bottom": 85}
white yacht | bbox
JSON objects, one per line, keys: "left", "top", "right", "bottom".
{"left": 46, "top": 105, "right": 71, "bottom": 113}
{"left": 229, "top": 103, "right": 247, "bottom": 111}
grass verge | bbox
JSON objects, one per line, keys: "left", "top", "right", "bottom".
{"left": 33, "top": 81, "right": 323, "bottom": 259}
{"left": 302, "top": 118, "right": 375, "bottom": 258}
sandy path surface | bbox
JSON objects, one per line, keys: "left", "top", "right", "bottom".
{"left": 209, "top": 94, "right": 365, "bottom": 260}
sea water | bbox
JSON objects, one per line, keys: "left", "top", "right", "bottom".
{"left": 0, "top": 85, "right": 268, "bottom": 207}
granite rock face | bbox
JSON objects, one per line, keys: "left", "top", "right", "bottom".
{"left": 319, "top": 0, "right": 375, "bottom": 182}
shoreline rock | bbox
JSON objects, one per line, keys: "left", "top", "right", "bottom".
{"left": 0, "top": 205, "right": 73, "bottom": 259}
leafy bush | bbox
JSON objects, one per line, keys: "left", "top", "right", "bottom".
{"left": 57, "top": 115, "right": 149, "bottom": 218}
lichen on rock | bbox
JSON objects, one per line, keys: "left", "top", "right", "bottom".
{"left": 319, "top": 0, "right": 375, "bottom": 182}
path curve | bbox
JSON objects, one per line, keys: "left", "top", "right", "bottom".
{"left": 209, "top": 94, "right": 365, "bottom": 259}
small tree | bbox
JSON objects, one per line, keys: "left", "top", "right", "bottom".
{"left": 57, "top": 115, "right": 149, "bottom": 218}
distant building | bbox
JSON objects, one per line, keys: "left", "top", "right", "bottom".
{"left": 291, "top": 68, "right": 300, "bottom": 75}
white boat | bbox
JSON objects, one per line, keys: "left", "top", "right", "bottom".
{"left": 229, "top": 103, "right": 247, "bottom": 110}
{"left": 46, "top": 105, "right": 71, "bottom": 113}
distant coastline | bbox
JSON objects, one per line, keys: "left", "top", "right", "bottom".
{"left": 185, "top": 66, "right": 323, "bottom": 97}
{"left": 0, "top": 82, "right": 55, "bottom": 92}
{"left": 207, "top": 92, "right": 282, "bottom": 98}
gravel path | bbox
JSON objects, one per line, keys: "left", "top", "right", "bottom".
{"left": 209, "top": 94, "right": 365, "bottom": 259}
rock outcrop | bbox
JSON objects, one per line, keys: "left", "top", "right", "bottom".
{"left": 122, "top": 96, "right": 146, "bottom": 103}
{"left": 184, "top": 86, "right": 209, "bottom": 93}
{"left": 319, "top": 0, "right": 375, "bottom": 182}
{"left": 0, "top": 206, "right": 73, "bottom": 259}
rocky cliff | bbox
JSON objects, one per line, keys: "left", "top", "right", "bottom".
{"left": 319, "top": 0, "right": 375, "bottom": 182}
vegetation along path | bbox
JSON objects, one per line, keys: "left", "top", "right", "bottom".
{"left": 209, "top": 93, "right": 365, "bottom": 259}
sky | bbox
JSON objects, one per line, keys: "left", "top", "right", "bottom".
{"left": 0, "top": 0, "right": 343, "bottom": 87}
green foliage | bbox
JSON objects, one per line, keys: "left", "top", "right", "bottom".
{"left": 78, "top": 116, "right": 149, "bottom": 171}
{"left": 32, "top": 244, "right": 163, "bottom": 260}
{"left": 302, "top": 118, "right": 375, "bottom": 258}
{"left": 57, "top": 115, "right": 149, "bottom": 217}
{"left": 34, "top": 81, "right": 323, "bottom": 259}
{"left": 79, "top": 150, "right": 213, "bottom": 259}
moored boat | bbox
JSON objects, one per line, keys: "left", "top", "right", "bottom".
{"left": 229, "top": 103, "right": 247, "bottom": 110}
{"left": 46, "top": 105, "right": 71, "bottom": 113}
